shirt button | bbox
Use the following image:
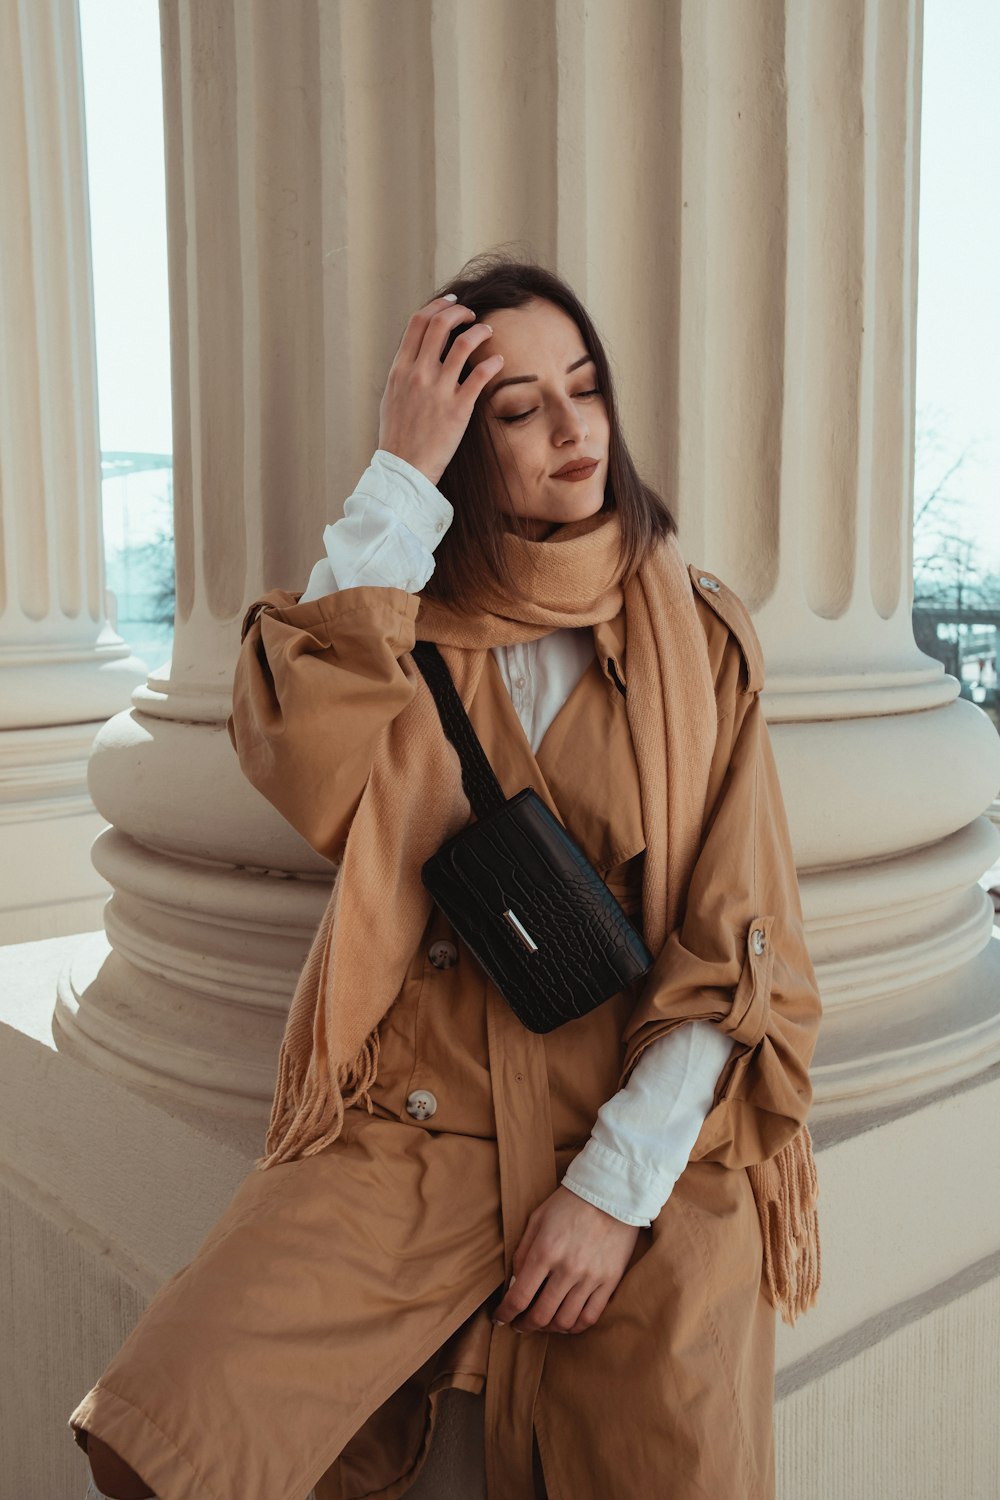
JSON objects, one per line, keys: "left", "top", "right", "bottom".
{"left": 751, "top": 927, "right": 767, "bottom": 954}
{"left": 698, "top": 575, "right": 721, "bottom": 592}
{"left": 513, "top": 676, "right": 526, "bottom": 689}
{"left": 428, "top": 939, "right": 458, "bottom": 969}
{"left": 405, "top": 1089, "right": 438, "bottom": 1120}
{"left": 434, "top": 520, "right": 444, "bottom": 532}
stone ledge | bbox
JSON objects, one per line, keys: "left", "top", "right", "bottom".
{"left": 3, "top": 930, "right": 999, "bottom": 1378}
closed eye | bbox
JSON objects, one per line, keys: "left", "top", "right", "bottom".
{"left": 500, "top": 389, "right": 601, "bottom": 424}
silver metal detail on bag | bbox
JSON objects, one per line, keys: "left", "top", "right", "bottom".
{"left": 751, "top": 927, "right": 767, "bottom": 954}
{"left": 503, "top": 908, "right": 538, "bottom": 952}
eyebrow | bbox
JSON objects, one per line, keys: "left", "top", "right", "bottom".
{"left": 488, "top": 353, "right": 594, "bottom": 396}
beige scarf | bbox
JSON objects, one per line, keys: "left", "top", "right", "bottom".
{"left": 255, "top": 508, "right": 820, "bottom": 1325}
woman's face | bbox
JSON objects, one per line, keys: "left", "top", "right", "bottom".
{"left": 466, "top": 297, "right": 611, "bottom": 541}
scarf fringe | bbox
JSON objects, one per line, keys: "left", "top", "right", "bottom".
{"left": 254, "top": 1025, "right": 381, "bottom": 1171}
{"left": 747, "top": 1123, "right": 821, "bottom": 1326}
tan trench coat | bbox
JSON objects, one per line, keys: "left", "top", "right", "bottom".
{"left": 68, "top": 567, "right": 821, "bottom": 1500}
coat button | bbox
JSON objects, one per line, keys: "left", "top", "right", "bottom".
{"left": 751, "top": 927, "right": 767, "bottom": 954}
{"left": 405, "top": 1089, "right": 438, "bottom": 1120}
{"left": 698, "top": 575, "right": 721, "bottom": 592}
{"left": 428, "top": 939, "right": 458, "bottom": 969}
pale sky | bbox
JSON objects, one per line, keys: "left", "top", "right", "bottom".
{"left": 80, "top": 0, "right": 171, "bottom": 456}
{"left": 79, "top": 0, "right": 1000, "bottom": 572}
{"left": 915, "top": 0, "right": 1000, "bottom": 574}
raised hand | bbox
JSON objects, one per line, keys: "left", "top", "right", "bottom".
{"left": 377, "top": 294, "right": 503, "bottom": 486}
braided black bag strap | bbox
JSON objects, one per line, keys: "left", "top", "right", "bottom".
{"left": 410, "top": 640, "right": 508, "bottom": 822}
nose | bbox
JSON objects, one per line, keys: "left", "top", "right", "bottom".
{"left": 551, "top": 392, "right": 588, "bottom": 445}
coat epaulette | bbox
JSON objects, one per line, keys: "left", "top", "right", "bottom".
{"left": 688, "top": 563, "right": 766, "bottom": 694}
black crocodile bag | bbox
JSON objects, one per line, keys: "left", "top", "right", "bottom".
{"left": 410, "top": 640, "right": 654, "bottom": 1034}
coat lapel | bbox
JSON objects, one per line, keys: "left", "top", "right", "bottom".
{"left": 466, "top": 611, "right": 645, "bottom": 879}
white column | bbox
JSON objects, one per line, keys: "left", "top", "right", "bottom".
{"left": 669, "top": 0, "right": 1000, "bottom": 1120}
{"left": 0, "top": 0, "right": 146, "bottom": 942}
{"left": 53, "top": 0, "right": 347, "bottom": 1125}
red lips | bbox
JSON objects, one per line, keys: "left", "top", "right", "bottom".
{"left": 551, "top": 458, "right": 599, "bottom": 478}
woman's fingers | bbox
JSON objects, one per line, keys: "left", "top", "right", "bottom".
{"left": 495, "top": 1266, "right": 547, "bottom": 1327}
{"left": 492, "top": 1187, "right": 643, "bottom": 1337}
{"left": 414, "top": 300, "right": 477, "bottom": 366}
{"left": 510, "top": 1271, "right": 581, "bottom": 1334}
{"left": 546, "top": 1278, "right": 596, "bottom": 1334}
{"left": 377, "top": 294, "right": 503, "bottom": 485}
{"left": 440, "top": 317, "right": 497, "bottom": 384}
{"left": 566, "top": 1283, "right": 612, "bottom": 1335}
{"left": 408, "top": 299, "right": 498, "bottom": 395}
{"left": 518, "top": 1273, "right": 592, "bottom": 1334}
{"left": 394, "top": 295, "right": 461, "bottom": 365}
{"left": 505, "top": 1267, "right": 606, "bottom": 1335}
{"left": 496, "top": 1216, "right": 595, "bottom": 1335}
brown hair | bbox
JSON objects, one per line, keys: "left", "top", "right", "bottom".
{"left": 416, "top": 248, "right": 678, "bottom": 613}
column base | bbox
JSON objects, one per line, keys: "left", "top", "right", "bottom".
{"left": 0, "top": 722, "right": 116, "bottom": 943}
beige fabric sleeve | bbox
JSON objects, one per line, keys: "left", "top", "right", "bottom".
{"left": 226, "top": 584, "right": 421, "bottom": 864}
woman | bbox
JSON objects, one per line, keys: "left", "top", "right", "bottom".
{"left": 72, "top": 252, "right": 822, "bottom": 1500}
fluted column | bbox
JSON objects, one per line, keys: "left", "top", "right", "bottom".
{"left": 55, "top": 0, "right": 349, "bottom": 1121}
{"left": 669, "top": 0, "right": 1000, "bottom": 1120}
{"left": 0, "top": 0, "right": 147, "bottom": 942}
{"left": 54, "top": 0, "right": 1000, "bottom": 1144}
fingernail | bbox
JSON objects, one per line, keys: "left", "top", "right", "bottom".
{"left": 443, "top": 293, "right": 458, "bottom": 301}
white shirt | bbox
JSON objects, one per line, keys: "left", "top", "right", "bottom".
{"left": 299, "top": 448, "right": 735, "bottom": 1227}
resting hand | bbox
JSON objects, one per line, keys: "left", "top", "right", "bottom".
{"left": 492, "top": 1184, "right": 640, "bottom": 1335}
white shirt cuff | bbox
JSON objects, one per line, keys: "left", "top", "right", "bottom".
{"left": 298, "top": 449, "right": 454, "bottom": 601}
{"left": 367, "top": 448, "right": 454, "bottom": 549}
{"left": 561, "top": 1021, "right": 736, "bottom": 1225}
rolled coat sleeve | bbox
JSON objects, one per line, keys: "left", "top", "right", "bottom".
{"left": 226, "top": 586, "right": 421, "bottom": 865}
{"left": 617, "top": 632, "right": 822, "bottom": 1172}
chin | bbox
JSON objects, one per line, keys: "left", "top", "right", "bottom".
{"left": 505, "top": 489, "right": 605, "bottom": 537}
